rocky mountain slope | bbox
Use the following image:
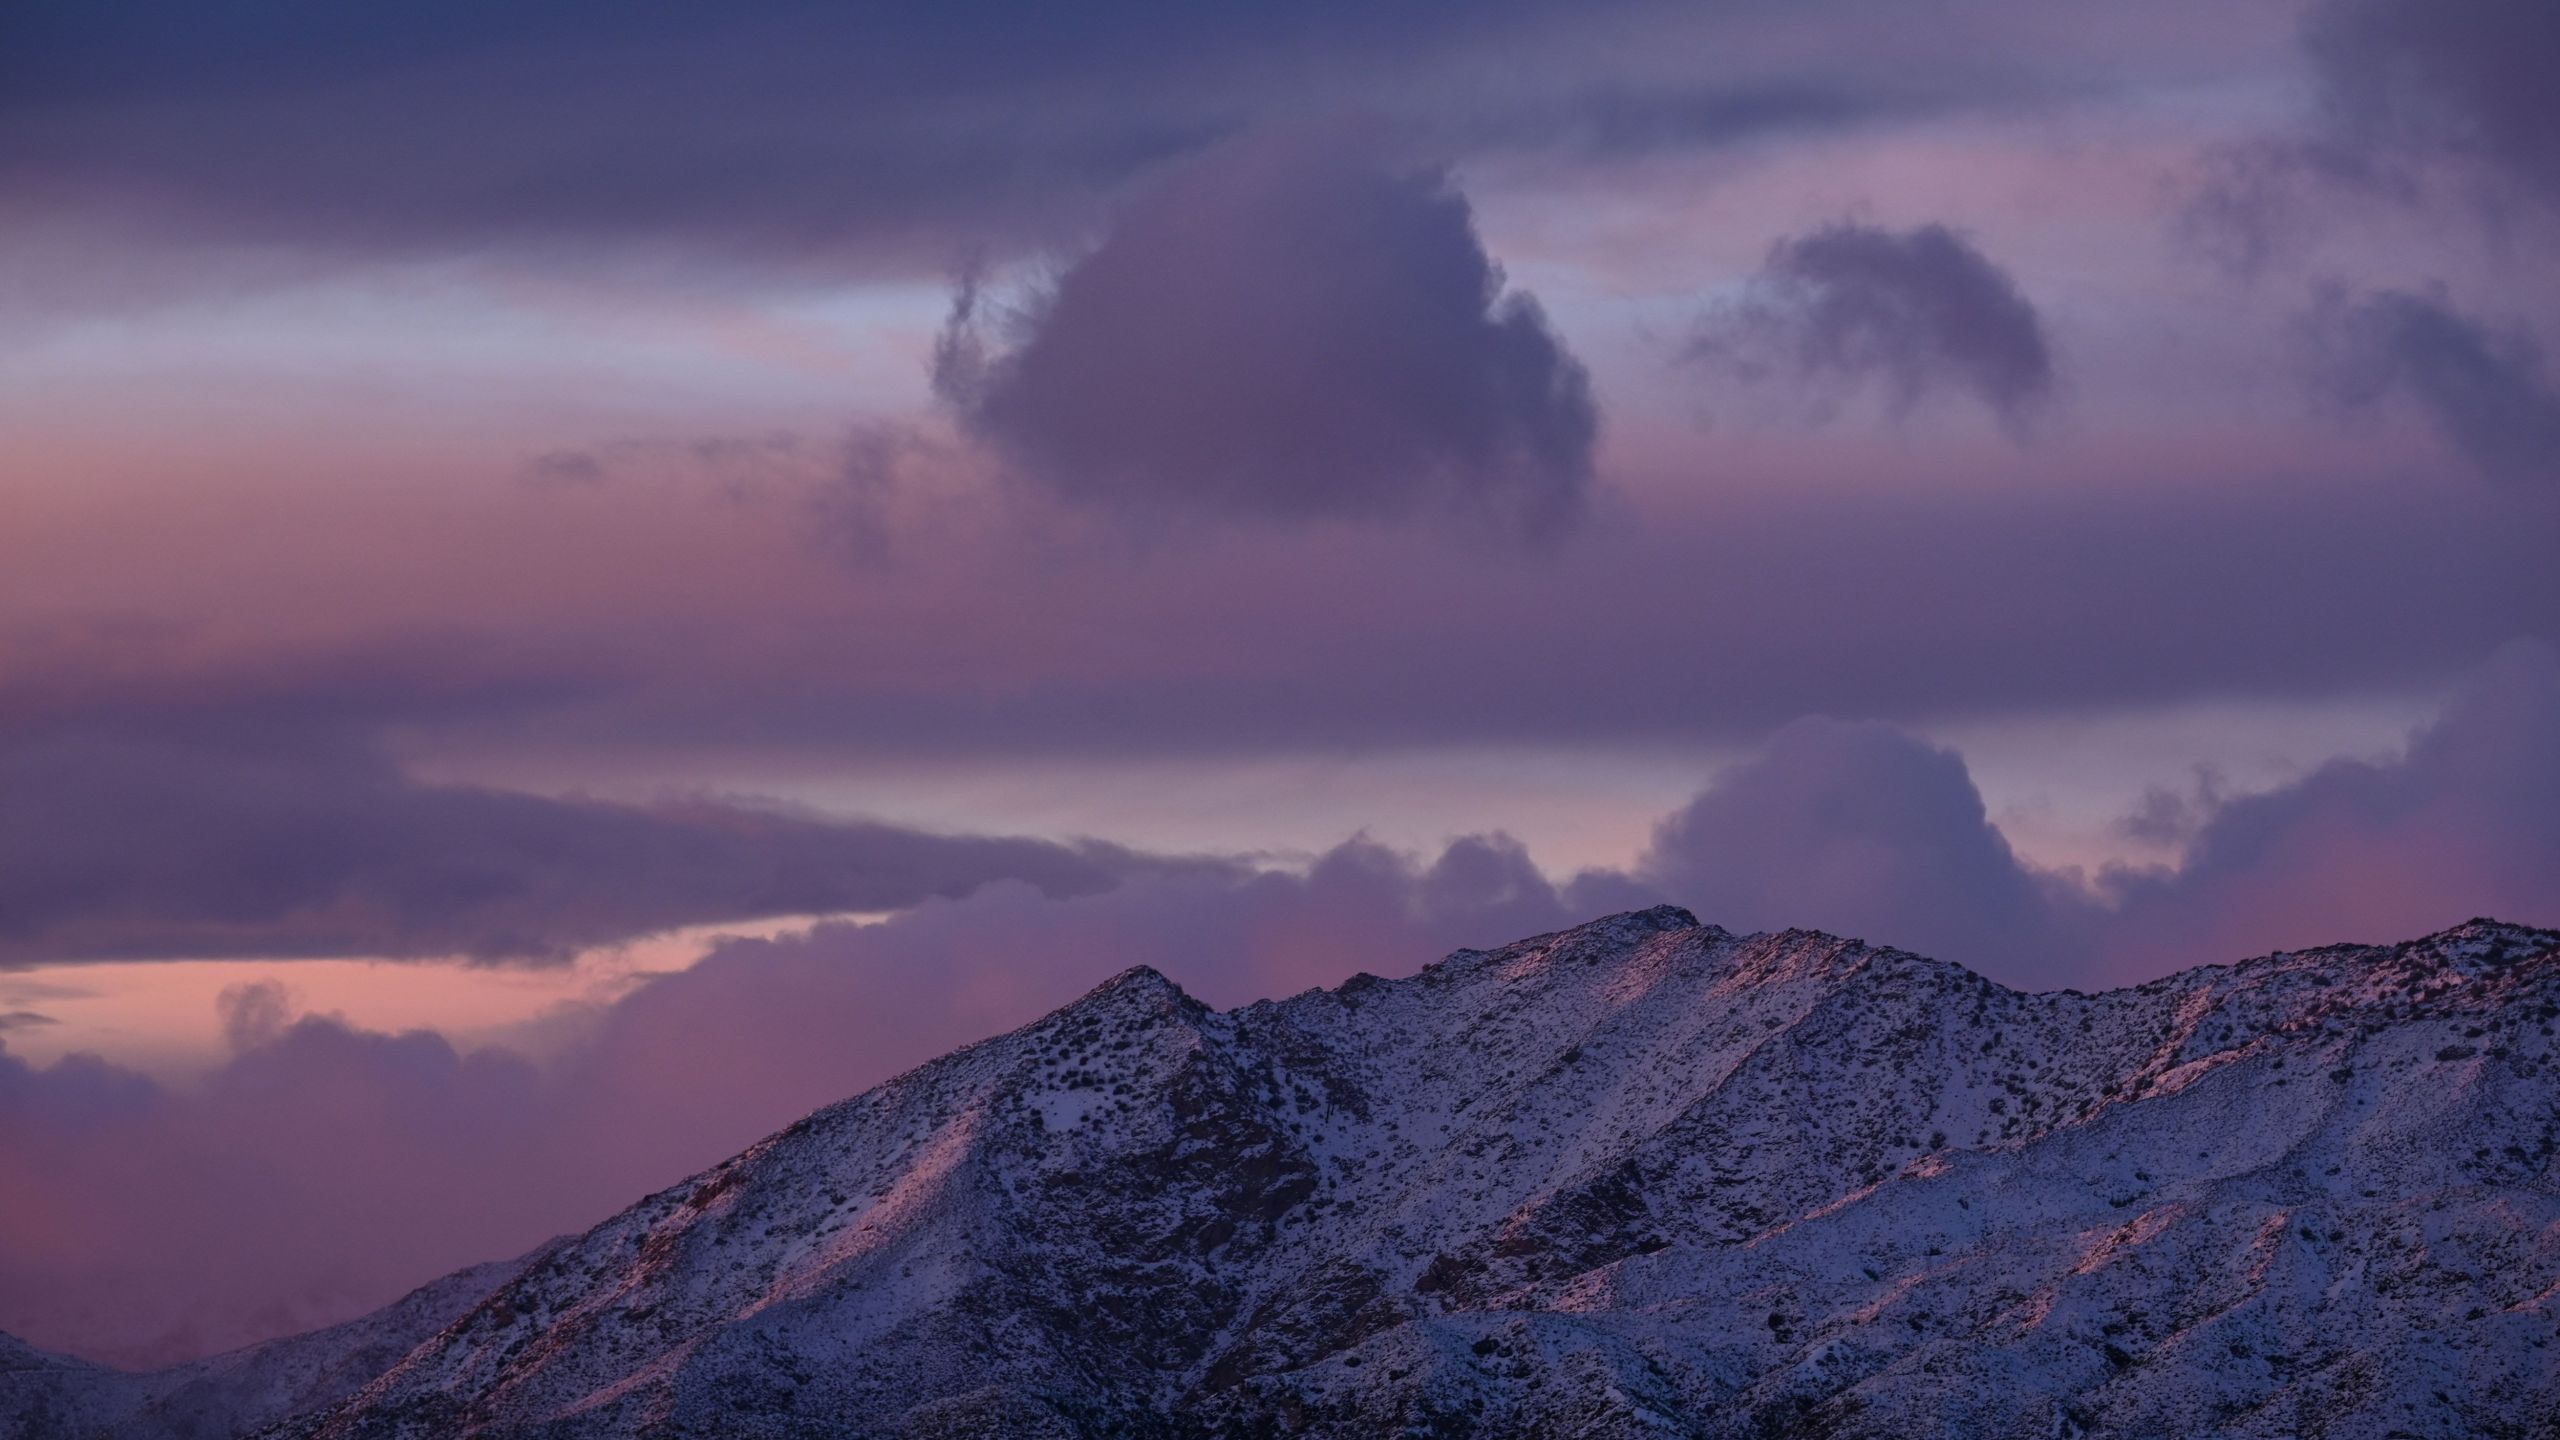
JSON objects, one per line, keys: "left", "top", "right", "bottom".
{"left": 11, "top": 910, "right": 2560, "bottom": 1438}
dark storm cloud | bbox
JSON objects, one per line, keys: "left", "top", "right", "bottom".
{"left": 2299, "top": 285, "right": 2560, "bottom": 484}
{"left": 2305, "top": 0, "right": 2560, "bottom": 204}
{"left": 0, "top": 719, "right": 1157, "bottom": 965}
{"left": 1687, "top": 222, "right": 2055, "bottom": 431}
{"left": 1, "top": 0, "right": 1260, "bottom": 264}
{"left": 934, "top": 132, "right": 1597, "bottom": 531}
{"left": 2181, "top": 0, "right": 2560, "bottom": 271}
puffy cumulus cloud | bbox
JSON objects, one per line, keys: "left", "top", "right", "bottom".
{"left": 2098, "top": 637, "right": 2560, "bottom": 972}
{"left": 1598, "top": 644, "right": 2560, "bottom": 987}
{"left": 1600, "top": 719, "right": 2097, "bottom": 988}
{"left": 0, "top": 721, "right": 1148, "bottom": 965}
{"left": 1687, "top": 222, "right": 2055, "bottom": 433}
{"left": 2298, "top": 285, "right": 2560, "bottom": 484}
{"left": 934, "top": 131, "right": 1597, "bottom": 535}
{"left": 0, "top": 833, "right": 1571, "bottom": 1367}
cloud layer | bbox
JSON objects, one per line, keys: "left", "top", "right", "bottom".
{"left": 11, "top": 462, "right": 2547, "bottom": 974}
{"left": 0, "top": 0, "right": 2143, "bottom": 281}
{"left": 7, "top": 643, "right": 2555, "bottom": 1366}
{"left": 0, "top": 719, "right": 1149, "bottom": 964}
{"left": 937, "top": 132, "right": 1596, "bottom": 532}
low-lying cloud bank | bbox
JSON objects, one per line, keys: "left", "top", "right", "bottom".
{"left": 0, "top": 719, "right": 1164, "bottom": 965}
{"left": 1601, "top": 637, "right": 2559, "bottom": 983}
{"left": 4, "top": 641, "right": 2554, "bottom": 1368}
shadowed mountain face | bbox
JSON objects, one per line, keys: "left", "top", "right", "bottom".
{"left": 12, "top": 909, "right": 2560, "bottom": 1438}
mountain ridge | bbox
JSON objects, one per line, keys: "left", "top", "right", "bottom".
{"left": 7, "top": 910, "right": 2557, "bottom": 1438}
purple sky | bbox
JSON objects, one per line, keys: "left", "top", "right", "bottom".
{"left": 2, "top": 0, "right": 2556, "bottom": 1368}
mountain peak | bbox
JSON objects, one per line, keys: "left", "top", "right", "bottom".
{"left": 2421, "top": 914, "right": 2559, "bottom": 952}
{"left": 1043, "top": 963, "right": 1202, "bottom": 1026}
{"left": 1082, "top": 961, "right": 1188, "bottom": 1001}
{"left": 1421, "top": 902, "right": 1712, "bottom": 980}
{"left": 1624, "top": 901, "right": 1702, "bottom": 926}
{"left": 1571, "top": 901, "right": 1706, "bottom": 941}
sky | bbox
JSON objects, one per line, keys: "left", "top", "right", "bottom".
{"left": 2, "top": 0, "right": 2557, "bottom": 1368}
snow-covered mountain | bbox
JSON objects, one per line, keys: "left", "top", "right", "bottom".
{"left": 11, "top": 910, "right": 2559, "bottom": 1438}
